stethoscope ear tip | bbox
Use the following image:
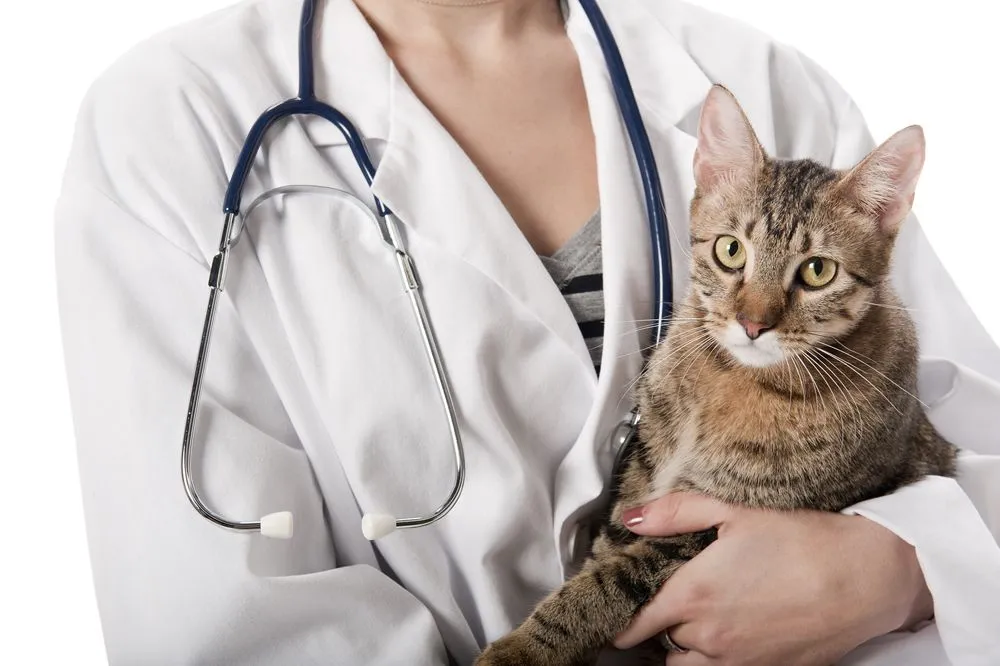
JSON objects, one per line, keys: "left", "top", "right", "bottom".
{"left": 362, "top": 513, "right": 398, "bottom": 541}
{"left": 260, "top": 511, "right": 294, "bottom": 539}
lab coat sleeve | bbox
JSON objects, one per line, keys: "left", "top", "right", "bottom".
{"left": 806, "top": 61, "right": 1000, "bottom": 664}
{"left": 55, "top": 97, "right": 449, "bottom": 666}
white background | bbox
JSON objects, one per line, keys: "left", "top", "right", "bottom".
{"left": 0, "top": 1, "right": 996, "bottom": 663}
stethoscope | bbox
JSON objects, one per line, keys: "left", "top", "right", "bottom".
{"left": 181, "top": 0, "right": 673, "bottom": 542}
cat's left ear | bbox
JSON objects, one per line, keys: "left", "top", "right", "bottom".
{"left": 693, "top": 85, "right": 766, "bottom": 193}
{"left": 835, "top": 126, "right": 925, "bottom": 235}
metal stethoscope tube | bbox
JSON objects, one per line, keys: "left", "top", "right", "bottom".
{"left": 181, "top": 186, "right": 467, "bottom": 540}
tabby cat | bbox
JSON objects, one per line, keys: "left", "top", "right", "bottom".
{"left": 476, "top": 85, "right": 956, "bottom": 665}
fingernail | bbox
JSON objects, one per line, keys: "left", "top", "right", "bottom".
{"left": 622, "top": 506, "right": 645, "bottom": 527}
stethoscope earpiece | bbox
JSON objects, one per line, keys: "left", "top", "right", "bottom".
{"left": 361, "top": 513, "right": 399, "bottom": 541}
{"left": 260, "top": 512, "right": 295, "bottom": 539}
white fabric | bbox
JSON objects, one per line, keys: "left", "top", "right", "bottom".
{"left": 54, "top": 0, "right": 1000, "bottom": 664}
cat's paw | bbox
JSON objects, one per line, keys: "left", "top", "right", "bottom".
{"left": 475, "top": 634, "right": 549, "bottom": 666}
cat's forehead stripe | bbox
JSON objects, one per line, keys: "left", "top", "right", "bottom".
{"left": 758, "top": 159, "right": 839, "bottom": 243}
{"left": 798, "top": 230, "right": 812, "bottom": 255}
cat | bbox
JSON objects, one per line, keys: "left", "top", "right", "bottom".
{"left": 475, "top": 85, "right": 957, "bottom": 666}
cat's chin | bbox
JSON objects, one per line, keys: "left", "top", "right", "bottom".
{"left": 718, "top": 322, "right": 786, "bottom": 368}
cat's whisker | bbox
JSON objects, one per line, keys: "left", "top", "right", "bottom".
{"left": 613, "top": 338, "right": 669, "bottom": 359}
{"left": 809, "top": 352, "right": 856, "bottom": 449}
{"left": 639, "top": 335, "right": 713, "bottom": 389}
{"left": 861, "top": 301, "right": 919, "bottom": 312}
{"left": 671, "top": 337, "right": 717, "bottom": 388}
{"left": 613, "top": 318, "right": 711, "bottom": 341}
{"left": 793, "top": 353, "right": 823, "bottom": 412}
{"left": 798, "top": 331, "right": 926, "bottom": 410}
{"left": 617, "top": 333, "right": 711, "bottom": 407}
{"left": 613, "top": 321, "right": 704, "bottom": 341}
{"left": 803, "top": 350, "right": 833, "bottom": 396}
{"left": 602, "top": 319, "right": 715, "bottom": 358}
{"left": 600, "top": 306, "right": 717, "bottom": 345}
{"left": 617, "top": 370, "right": 648, "bottom": 410}
{"left": 813, "top": 347, "right": 904, "bottom": 416}
{"left": 636, "top": 325, "right": 705, "bottom": 344}
{"left": 822, "top": 341, "right": 929, "bottom": 409}
{"left": 792, "top": 355, "right": 808, "bottom": 402}
{"left": 616, "top": 307, "right": 712, "bottom": 325}
{"left": 623, "top": 330, "right": 715, "bottom": 402}
{"left": 654, "top": 325, "right": 716, "bottom": 348}
{"left": 681, "top": 335, "right": 719, "bottom": 378}
{"left": 784, "top": 358, "right": 793, "bottom": 408}
{"left": 799, "top": 351, "right": 833, "bottom": 414}
{"left": 609, "top": 323, "right": 664, "bottom": 340}
{"left": 617, "top": 318, "right": 706, "bottom": 327}
{"left": 663, "top": 224, "right": 692, "bottom": 262}
{"left": 616, "top": 315, "right": 710, "bottom": 325}
{"left": 692, "top": 339, "right": 719, "bottom": 387}
{"left": 612, "top": 338, "right": 669, "bottom": 358}
{"left": 806, "top": 350, "right": 866, "bottom": 439}
{"left": 617, "top": 350, "right": 675, "bottom": 410}
{"left": 805, "top": 331, "right": 927, "bottom": 409}
{"left": 807, "top": 338, "right": 927, "bottom": 409}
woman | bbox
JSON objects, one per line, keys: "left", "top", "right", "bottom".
{"left": 55, "top": 0, "right": 1000, "bottom": 664}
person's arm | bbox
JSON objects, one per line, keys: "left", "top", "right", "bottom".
{"left": 56, "top": 75, "right": 448, "bottom": 666}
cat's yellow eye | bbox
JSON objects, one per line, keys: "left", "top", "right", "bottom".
{"left": 714, "top": 235, "right": 746, "bottom": 270}
{"left": 799, "top": 257, "right": 838, "bottom": 288}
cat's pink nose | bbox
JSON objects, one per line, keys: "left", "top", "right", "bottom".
{"left": 736, "top": 313, "right": 773, "bottom": 340}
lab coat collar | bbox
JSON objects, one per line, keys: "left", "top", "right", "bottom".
{"left": 563, "top": 0, "right": 713, "bottom": 138}
{"left": 297, "top": 0, "right": 712, "bottom": 148}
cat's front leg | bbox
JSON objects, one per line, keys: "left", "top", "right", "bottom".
{"left": 475, "top": 530, "right": 716, "bottom": 666}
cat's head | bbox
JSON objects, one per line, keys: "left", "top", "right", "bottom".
{"left": 686, "top": 85, "right": 924, "bottom": 368}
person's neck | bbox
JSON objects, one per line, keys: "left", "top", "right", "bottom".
{"left": 353, "top": 0, "right": 564, "bottom": 56}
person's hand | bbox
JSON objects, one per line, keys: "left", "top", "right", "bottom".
{"left": 614, "top": 493, "right": 933, "bottom": 665}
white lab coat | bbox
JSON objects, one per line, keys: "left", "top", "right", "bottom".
{"left": 55, "top": 0, "right": 1000, "bottom": 664}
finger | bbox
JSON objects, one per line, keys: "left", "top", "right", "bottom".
{"left": 613, "top": 574, "right": 690, "bottom": 649}
{"left": 621, "top": 492, "right": 735, "bottom": 536}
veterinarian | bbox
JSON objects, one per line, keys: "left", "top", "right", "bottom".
{"left": 55, "top": 0, "right": 1000, "bottom": 664}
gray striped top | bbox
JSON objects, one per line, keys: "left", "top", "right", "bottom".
{"left": 539, "top": 211, "right": 605, "bottom": 373}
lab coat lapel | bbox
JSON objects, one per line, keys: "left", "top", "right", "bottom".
{"left": 369, "top": 66, "right": 594, "bottom": 371}
{"left": 550, "top": 0, "right": 712, "bottom": 568}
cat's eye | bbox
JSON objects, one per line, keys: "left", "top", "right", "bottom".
{"left": 714, "top": 236, "right": 746, "bottom": 270}
{"left": 799, "top": 257, "right": 838, "bottom": 288}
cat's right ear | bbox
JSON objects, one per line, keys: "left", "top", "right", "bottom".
{"left": 693, "top": 85, "right": 765, "bottom": 192}
{"left": 834, "top": 126, "right": 926, "bottom": 236}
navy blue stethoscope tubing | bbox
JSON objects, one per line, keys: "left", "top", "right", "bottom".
{"left": 223, "top": 0, "right": 390, "bottom": 218}
{"left": 576, "top": 0, "right": 673, "bottom": 345}
{"left": 223, "top": 0, "right": 673, "bottom": 344}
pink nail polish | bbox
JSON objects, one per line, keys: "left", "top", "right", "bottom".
{"left": 622, "top": 507, "right": 644, "bottom": 527}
